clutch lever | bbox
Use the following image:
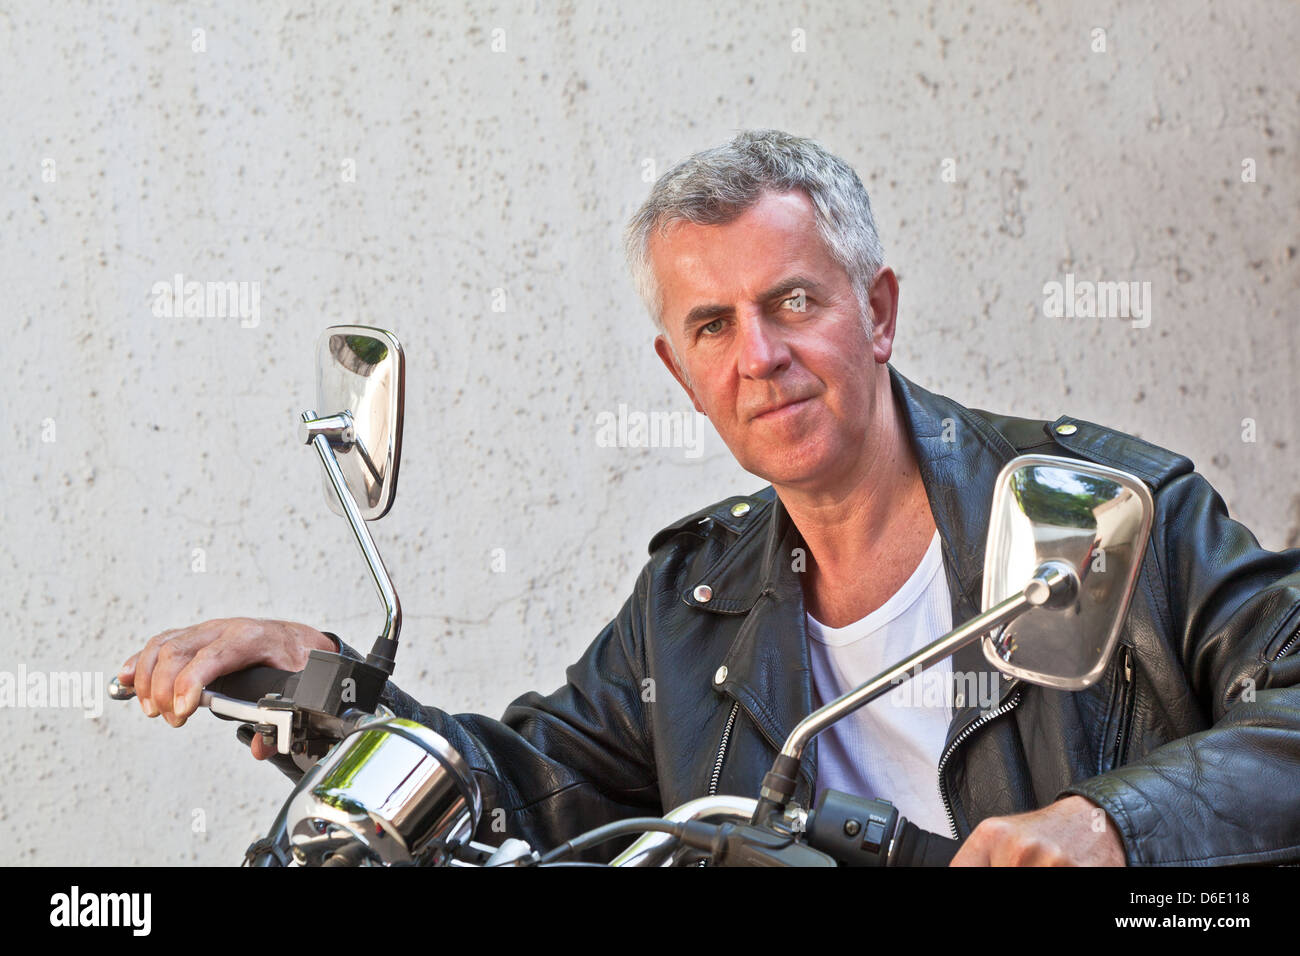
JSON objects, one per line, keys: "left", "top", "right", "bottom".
{"left": 201, "top": 689, "right": 296, "bottom": 755}
{"left": 107, "top": 675, "right": 296, "bottom": 756}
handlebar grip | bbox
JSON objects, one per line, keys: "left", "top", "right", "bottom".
{"left": 207, "top": 665, "right": 296, "bottom": 704}
{"left": 889, "top": 819, "right": 961, "bottom": 867}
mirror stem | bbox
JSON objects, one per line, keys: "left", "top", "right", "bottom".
{"left": 302, "top": 409, "right": 402, "bottom": 674}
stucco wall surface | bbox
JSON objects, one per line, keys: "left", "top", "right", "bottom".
{"left": 0, "top": 1, "right": 1296, "bottom": 864}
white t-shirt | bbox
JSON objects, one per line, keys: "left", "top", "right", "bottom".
{"left": 805, "top": 530, "right": 954, "bottom": 835}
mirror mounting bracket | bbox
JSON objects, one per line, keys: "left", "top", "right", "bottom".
{"left": 301, "top": 407, "right": 402, "bottom": 675}
{"left": 300, "top": 410, "right": 356, "bottom": 448}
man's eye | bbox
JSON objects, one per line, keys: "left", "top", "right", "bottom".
{"left": 700, "top": 318, "right": 725, "bottom": 336}
{"left": 781, "top": 295, "right": 805, "bottom": 311}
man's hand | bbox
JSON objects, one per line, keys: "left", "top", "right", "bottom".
{"left": 117, "top": 618, "right": 336, "bottom": 758}
{"left": 949, "top": 795, "right": 1127, "bottom": 866}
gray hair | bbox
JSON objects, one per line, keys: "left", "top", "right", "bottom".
{"left": 624, "top": 129, "right": 885, "bottom": 338}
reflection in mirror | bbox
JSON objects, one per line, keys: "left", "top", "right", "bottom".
{"left": 981, "top": 456, "right": 1154, "bottom": 690}
{"left": 316, "top": 327, "right": 404, "bottom": 521}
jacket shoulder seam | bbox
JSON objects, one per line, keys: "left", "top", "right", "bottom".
{"left": 1047, "top": 416, "right": 1194, "bottom": 489}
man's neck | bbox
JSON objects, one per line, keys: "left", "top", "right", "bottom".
{"left": 775, "top": 374, "right": 937, "bottom": 628}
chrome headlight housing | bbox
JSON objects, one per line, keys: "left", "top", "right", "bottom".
{"left": 285, "top": 717, "right": 481, "bottom": 865}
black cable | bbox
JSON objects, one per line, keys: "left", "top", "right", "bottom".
{"left": 635, "top": 837, "right": 684, "bottom": 868}
{"left": 537, "top": 818, "right": 682, "bottom": 865}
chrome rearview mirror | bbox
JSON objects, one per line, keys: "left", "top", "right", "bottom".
{"left": 308, "top": 326, "right": 405, "bottom": 520}
{"left": 299, "top": 326, "right": 406, "bottom": 672}
{"left": 981, "top": 455, "right": 1154, "bottom": 690}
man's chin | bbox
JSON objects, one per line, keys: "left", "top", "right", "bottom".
{"left": 737, "top": 448, "right": 838, "bottom": 490}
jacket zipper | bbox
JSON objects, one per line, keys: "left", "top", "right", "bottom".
{"left": 1112, "top": 642, "right": 1133, "bottom": 770}
{"left": 707, "top": 701, "right": 741, "bottom": 796}
{"left": 696, "top": 701, "right": 743, "bottom": 865}
{"left": 1261, "top": 600, "right": 1300, "bottom": 662}
{"left": 1271, "top": 615, "right": 1300, "bottom": 661}
{"left": 937, "top": 690, "right": 1023, "bottom": 839}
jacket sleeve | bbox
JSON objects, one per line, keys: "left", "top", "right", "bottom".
{"left": 329, "top": 562, "right": 662, "bottom": 860}
{"left": 1060, "top": 470, "right": 1300, "bottom": 865}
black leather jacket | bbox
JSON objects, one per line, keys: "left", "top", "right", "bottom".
{"left": 339, "top": 366, "right": 1300, "bottom": 865}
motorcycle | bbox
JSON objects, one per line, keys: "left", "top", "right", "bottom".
{"left": 109, "top": 326, "right": 1154, "bottom": 867}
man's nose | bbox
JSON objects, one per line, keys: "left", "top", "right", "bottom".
{"left": 735, "top": 309, "right": 791, "bottom": 379}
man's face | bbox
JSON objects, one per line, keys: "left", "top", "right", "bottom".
{"left": 650, "top": 189, "right": 898, "bottom": 490}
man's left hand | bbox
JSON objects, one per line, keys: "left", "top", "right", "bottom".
{"left": 949, "top": 795, "right": 1127, "bottom": 866}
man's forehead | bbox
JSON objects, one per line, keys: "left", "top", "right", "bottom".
{"left": 649, "top": 191, "right": 833, "bottom": 308}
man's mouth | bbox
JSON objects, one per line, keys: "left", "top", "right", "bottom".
{"left": 751, "top": 396, "right": 813, "bottom": 421}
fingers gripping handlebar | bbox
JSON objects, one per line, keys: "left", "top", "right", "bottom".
{"left": 109, "top": 666, "right": 299, "bottom": 754}
{"left": 108, "top": 665, "right": 296, "bottom": 704}
{"left": 111, "top": 651, "right": 392, "bottom": 781}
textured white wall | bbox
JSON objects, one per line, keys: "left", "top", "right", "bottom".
{"left": 1, "top": 1, "right": 1296, "bottom": 864}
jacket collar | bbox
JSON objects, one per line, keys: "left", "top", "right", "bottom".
{"left": 887, "top": 366, "right": 1020, "bottom": 613}
{"left": 704, "top": 365, "right": 1023, "bottom": 796}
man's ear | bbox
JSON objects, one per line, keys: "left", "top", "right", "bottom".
{"left": 866, "top": 266, "right": 900, "bottom": 365}
{"left": 654, "top": 334, "right": 705, "bottom": 415}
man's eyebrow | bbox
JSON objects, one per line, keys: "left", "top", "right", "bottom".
{"left": 682, "top": 302, "right": 731, "bottom": 331}
{"left": 680, "top": 276, "right": 825, "bottom": 332}
{"left": 759, "top": 276, "right": 823, "bottom": 303}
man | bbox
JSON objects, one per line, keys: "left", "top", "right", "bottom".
{"left": 119, "top": 129, "right": 1300, "bottom": 865}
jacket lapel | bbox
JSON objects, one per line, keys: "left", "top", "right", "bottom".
{"left": 710, "top": 492, "right": 819, "bottom": 802}
{"left": 885, "top": 367, "right": 1024, "bottom": 745}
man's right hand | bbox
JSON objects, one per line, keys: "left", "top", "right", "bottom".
{"left": 116, "top": 618, "right": 336, "bottom": 759}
